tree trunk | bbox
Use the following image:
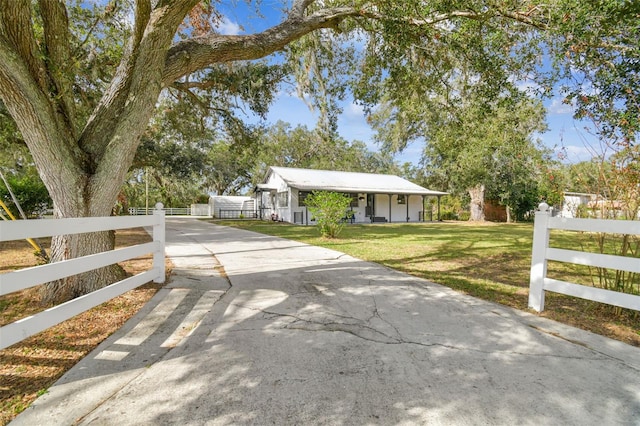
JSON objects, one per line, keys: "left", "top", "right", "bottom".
{"left": 41, "top": 231, "right": 125, "bottom": 305}
{"left": 468, "top": 184, "right": 486, "bottom": 221}
{"left": 39, "top": 185, "right": 128, "bottom": 305}
{"left": 506, "top": 205, "right": 512, "bottom": 223}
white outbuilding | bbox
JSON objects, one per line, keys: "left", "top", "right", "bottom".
{"left": 255, "top": 166, "right": 448, "bottom": 225}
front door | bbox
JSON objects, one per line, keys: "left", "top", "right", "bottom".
{"left": 366, "top": 193, "right": 375, "bottom": 219}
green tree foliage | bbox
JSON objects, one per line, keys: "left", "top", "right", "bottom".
{"left": 546, "top": 0, "right": 640, "bottom": 144}
{"left": 536, "top": 162, "right": 567, "bottom": 209}
{"left": 0, "top": 102, "right": 29, "bottom": 168}
{"left": 374, "top": 87, "right": 549, "bottom": 221}
{"left": 0, "top": 169, "right": 51, "bottom": 218}
{"left": 0, "top": 102, "right": 51, "bottom": 218}
{"left": 305, "top": 191, "right": 352, "bottom": 238}
{"left": 204, "top": 137, "right": 258, "bottom": 196}
{"left": 565, "top": 160, "right": 603, "bottom": 193}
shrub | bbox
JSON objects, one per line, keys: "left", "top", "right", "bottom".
{"left": 0, "top": 172, "right": 51, "bottom": 218}
{"left": 304, "top": 191, "right": 352, "bottom": 238}
{"left": 458, "top": 211, "right": 471, "bottom": 221}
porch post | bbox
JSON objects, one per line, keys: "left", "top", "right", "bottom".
{"left": 422, "top": 195, "right": 426, "bottom": 222}
{"left": 406, "top": 195, "right": 410, "bottom": 222}
{"left": 389, "top": 195, "right": 392, "bottom": 223}
{"left": 437, "top": 195, "right": 441, "bottom": 221}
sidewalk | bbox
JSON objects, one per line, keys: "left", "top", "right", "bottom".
{"left": 12, "top": 218, "right": 640, "bottom": 425}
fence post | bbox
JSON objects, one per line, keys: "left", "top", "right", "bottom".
{"left": 153, "top": 202, "right": 166, "bottom": 284}
{"left": 529, "top": 202, "right": 551, "bottom": 312}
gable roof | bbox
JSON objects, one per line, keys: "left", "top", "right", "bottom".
{"left": 266, "top": 166, "right": 448, "bottom": 196}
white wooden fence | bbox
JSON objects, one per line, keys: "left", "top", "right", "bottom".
{"left": 129, "top": 206, "right": 191, "bottom": 215}
{"left": 0, "top": 204, "right": 165, "bottom": 350}
{"left": 529, "top": 202, "right": 640, "bottom": 312}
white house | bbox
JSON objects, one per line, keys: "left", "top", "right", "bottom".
{"left": 255, "top": 166, "right": 448, "bottom": 225}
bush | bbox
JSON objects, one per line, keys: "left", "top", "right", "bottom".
{"left": 440, "top": 211, "right": 457, "bottom": 221}
{"left": 304, "top": 191, "right": 352, "bottom": 238}
{"left": 458, "top": 211, "right": 471, "bottom": 221}
{"left": 0, "top": 172, "right": 51, "bottom": 218}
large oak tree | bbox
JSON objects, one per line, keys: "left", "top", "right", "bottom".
{"left": 0, "top": 0, "right": 551, "bottom": 302}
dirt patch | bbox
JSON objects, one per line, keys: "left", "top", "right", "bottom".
{"left": 0, "top": 228, "right": 170, "bottom": 425}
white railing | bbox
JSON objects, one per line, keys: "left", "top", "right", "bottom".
{"left": 529, "top": 202, "right": 640, "bottom": 312}
{"left": 129, "top": 206, "right": 191, "bottom": 216}
{"left": 0, "top": 204, "right": 166, "bottom": 350}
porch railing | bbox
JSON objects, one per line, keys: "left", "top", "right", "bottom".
{"left": 217, "top": 209, "right": 258, "bottom": 219}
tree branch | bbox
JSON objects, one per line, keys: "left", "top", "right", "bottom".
{"left": 80, "top": 0, "right": 197, "bottom": 161}
{"left": 84, "top": 0, "right": 201, "bottom": 206}
{"left": 291, "top": 0, "right": 315, "bottom": 18}
{"left": 39, "top": 0, "right": 77, "bottom": 138}
{"left": 169, "top": 84, "right": 209, "bottom": 110}
{"left": 0, "top": 36, "right": 88, "bottom": 200}
{"left": 162, "top": 4, "right": 547, "bottom": 87}
{"left": 163, "top": 6, "right": 360, "bottom": 85}
{"left": 170, "top": 80, "right": 218, "bottom": 91}
{"left": 359, "top": 7, "right": 547, "bottom": 30}
{"left": 0, "top": 1, "right": 48, "bottom": 91}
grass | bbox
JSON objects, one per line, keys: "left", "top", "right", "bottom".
{"left": 213, "top": 219, "right": 640, "bottom": 347}
{"left": 0, "top": 228, "right": 166, "bottom": 425}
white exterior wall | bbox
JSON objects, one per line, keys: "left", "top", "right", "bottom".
{"left": 290, "top": 188, "right": 307, "bottom": 224}
{"left": 210, "top": 196, "right": 252, "bottom": 217}
{"left": 260, "top": 172, "right": 291, "bottom": 222}
{"left": 561, "top": 194, "right": 591, "bottom": 218}
{"left": 190, "top": 203, "right": 211, "bottom": 216}
{"left": 350, "top": 194, "right": 367, "bottom": 223}
{"left": 372, "top": 194, "right": 424, "bottom": 222}
{"left": 291, "top": 191, "right": 369, "bottom": 225}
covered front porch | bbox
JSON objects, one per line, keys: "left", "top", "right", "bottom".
{"left": 289, "top": 190, "right": 446, "bottom": 225}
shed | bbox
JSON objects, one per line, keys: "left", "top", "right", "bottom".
{"left": 209, "top": 195, "right": 255, "bottom": 219}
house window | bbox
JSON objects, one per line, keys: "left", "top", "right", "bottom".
{"left": 397, "top": 194, "right": 406, "bottom": 205}
{"left": 299, "top": 191, "right": 311, "bottom": 207}
{"left": 347, "top": 193, "right": 359, "bottom": 208}
{"left": 277, "top": 191, "right": 288, "bottom": 207}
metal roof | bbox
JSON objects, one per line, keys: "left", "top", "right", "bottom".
{"left": 267, "top": 166, "right": 448, "bottom": 196}
{"left": 256, "top": 183, "right": 279, "bottom": 191}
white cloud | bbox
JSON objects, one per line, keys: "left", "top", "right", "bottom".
{"left": 515, "top": 80, "right": 542, "bottom": 95}
{"left": 560, "top": 145, "right": 597, "bottom": 163}
{"left": 344, "top": 102, "right": 365, "bottom": 119}
{"left": 548, "top": 96, "right": 574, "bottom": 115}
{"left": 217, "top": 17, "right": 242, "bottom": 35}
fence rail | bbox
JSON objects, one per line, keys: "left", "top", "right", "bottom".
{"left": 0, "top": 205, "right": 166, "bottom": 350}
{"left": 129, "top": 207, "right": 191, "bottom": 216}
{"left": 528, "top": 202, "right": 640, "bottom": 313}
{"left": 217, "top": 209, "right": 258, "bottom": 219}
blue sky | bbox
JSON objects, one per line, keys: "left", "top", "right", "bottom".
{"left": 215, "top": 3, "right": 600, "bottom": 166}
{"left": 262, "top": 91, "right": 601, "bottom": 166}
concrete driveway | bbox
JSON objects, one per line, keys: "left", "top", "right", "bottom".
{"left": 12, "top": 218, "right": 640, "bottom": 425}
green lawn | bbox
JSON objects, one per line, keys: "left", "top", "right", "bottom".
{"left": 211, "top": 219, "right": 640, "bottom": 346}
